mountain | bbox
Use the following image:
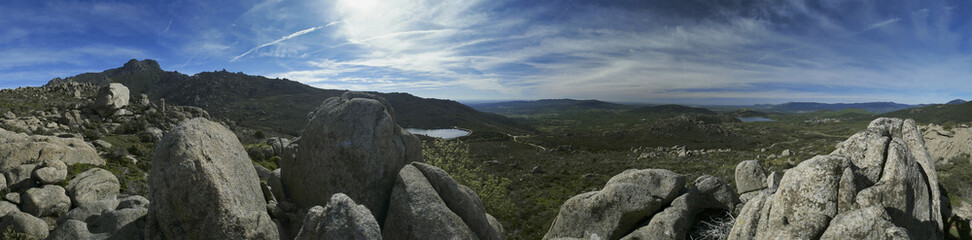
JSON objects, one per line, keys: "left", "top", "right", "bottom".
{"left": 468, "top": 99, "right": 631, "bottom": 115}
{"left": 46, "top": 59, "right": 532, "bottom": 136}
{"left": 881, "top": 101, "right": 972, "bottom": 124}
{"left": 760, "top": 102, "right": 920, "bottom": 114}
{"left": 947, "top": 99, "right": 967, "bottom": 105}
{"left": 626, "top": 104, "right": 717, "bottom": 115}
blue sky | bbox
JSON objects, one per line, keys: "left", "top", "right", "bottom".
{"left": 1, "top": 0, "right": 970, "bottom": 105}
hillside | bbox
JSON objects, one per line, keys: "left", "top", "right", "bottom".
{"left": 627, "top": 104, "right": 717, "bottom": 115}
{"left": 469, "top": 99, "right": 631, "bottom": 115}
{"left": 881, "top": 101, "right": 972, "bottom": 124}
{"left": 757, "top": 101, "right": 920, "bottom": 113}
{"left": 46, "top": 59, "right": 532, "bottom": 136}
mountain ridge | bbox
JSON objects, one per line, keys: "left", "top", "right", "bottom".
{"left": 45, "top": 59, "right": 532, "bottom": 136}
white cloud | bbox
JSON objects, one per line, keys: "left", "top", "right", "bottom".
{"left": 232, "top": 22, "right": 341, "bottom": 62}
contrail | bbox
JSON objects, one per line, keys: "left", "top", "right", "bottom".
{"left": 231, "top": 21, "right": 343, "bottom": 62}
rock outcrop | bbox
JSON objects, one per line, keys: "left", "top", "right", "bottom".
{"left": 382, "top": 164, "right": 477, "bottom": 240}
{"left": 922, "top": 123, "right": 972, "bottom": 163}
{"left": 544, "top": 169, "right": 686, "bottom": 240}
{"left": 146, "top": 118, "right": 278, "bottom": 239}
{"left": 0, "top": 127, "right": 104, "bottom": 171}
{"left": 727, "top": 118, "right": 944, "bottom": 240}
{"left": 295, "top": 193, "right": 381, "bottom": 240}
{"left": 281, "top": 92, "right": 422, "bottom": 223}
{"left": 92, "top": 83, "right": 130, "bottom": 117}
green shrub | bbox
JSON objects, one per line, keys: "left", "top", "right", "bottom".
{"left": 423, "top": 139, "right": 514, "bottom": 219}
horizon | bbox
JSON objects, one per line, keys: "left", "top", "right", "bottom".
{"left": 2, "top": 0, "right": 971, "bottom": 105}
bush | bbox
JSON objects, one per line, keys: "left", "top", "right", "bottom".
{"left": 253, "top": 130, "right": 266, "bottom": 139}
{"left": 0, "top": 226, "right": 35, "bottom": 240}
{"left": 423, "top": 139, "right": 514, "bottom": 219}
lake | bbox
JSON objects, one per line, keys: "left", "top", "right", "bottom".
{"left": 737, "top": 117, "right": 776, "bottom": 122}
{"left": 404, "top": 128, "right": 471, "bottom": 139}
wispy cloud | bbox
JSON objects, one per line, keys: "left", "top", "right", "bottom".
{"left": 231, "top": 21, "right": 342, "bottom": 62}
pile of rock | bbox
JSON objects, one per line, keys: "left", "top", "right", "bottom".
{"left": 0, "top": 158, "right": 145, "bottom": 239}
{"left": 728, "top": 118, "right": 945, "bottom": 239}
{"left": 131, "top": 92, "right": 503, "bottom": 239}
{"left": 545, "top": 117, "right": 948, "bottom": 240}
{"left": 542, "top": 169, "right": 739, "bottom": 240}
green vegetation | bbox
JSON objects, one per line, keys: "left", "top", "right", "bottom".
{"left": 0, "top": 227, "right": 35, "bottom": 240}
{"left": 422, "top": 139, "right": 515, "bottom": 221}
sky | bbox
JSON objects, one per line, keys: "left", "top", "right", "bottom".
{"left": 1, "top": 0, "right": 970, "bottom": 105}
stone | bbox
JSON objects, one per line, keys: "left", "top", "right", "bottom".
{"left": 6, "top": 164, "right": 37, "bottom": 192}
{"left": 146, "top": 118, "right": 278, "bottom": 240}
{"left": 65, "top": 168, "right": 120, "bottom": 209}
{"left": 137, "top": 94, "right": 150, "bottom": 106}
{"left": 142, "top": 127, "right": 164, "bottom": 143}
{"left": 93, "top": 83, "right": 130, "bottom": 117}
{"left": 622, "top": 190, "right": 702, "bottom": 240}
{"left": 21, "top": 185, "right": 71, "bottom": 217}
{"left": 781, "top": 149, "right": 793, "bottom": 157}
{"left": 3, "top": 111, "right": 15, "bottom": 119}
{"left": 94, "top": 207, "right": 148, "bottom": 239}
{"left": 0, "top": 128, "right": 104, "bottom": 171}
{"left": 486, "top": 214, "right": 506, "bottom": 239}
{"left": 765, "top": 171, "right": 782, "bottom": 190}
{"left": 0, "top": 201, "right": 17, "bottom": 218}
{"left": 92, "top": 140, "right": 113, "bottom": 150}
{"left": 413, "top": 162, "right": 503, "bottom": 240}
{"left": 117, "top": 195, "right": 150, "bottom": 210}
{"left": 543, "top": 169, "right": 685, "bottom": 240}
{"left": 4, "top": 193, "right": 19, "bottom": 205}
{"left": 0, "top": 212, "right": 49, "bottom": 239}
{"left": 32, "top": 161, "right": 68, "bottom": 184}
{"left": 48, "top": 219, "right": 99, "bottom": 240}
{"left": 819, "top": 206, "right": 910, "bottom": 240}
{"left": 266, "top": 137, "right": 291, "bottom": 156}
{"left": 295, "top": 193, "right": 381, "bottom": 240}
{"left": 734, "top": 160, "right": 767, "bottom": 194}
{"left": 694, "top": 175, "right": 740, "bottom": 212}
{"left": 383, "top": 164, "right": 476, "bottom": 240}
{"left": 282, "top": 92, "right": 421, "bottom": 223}
{"left": 268, "top": 169, "right": 285, "bottom": 201}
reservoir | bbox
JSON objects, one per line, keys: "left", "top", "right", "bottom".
{"left": 404, "top": 128, "right": 471, "bottom": 139}
{"left": 737, "top": 117, "right": 776, "bottom": 122}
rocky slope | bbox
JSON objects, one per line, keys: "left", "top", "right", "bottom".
{"left": 543, "top": 117, "right": 948, "bottom": 240}
{"left": 45, "top": 59, "right": 531, "bottom": 136}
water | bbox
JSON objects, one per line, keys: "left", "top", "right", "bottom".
{"left": 404, "top": 128, "right": 471, "bottom": 139}
{"left": 737, "top": 117, "right": 776, "bottom": 122}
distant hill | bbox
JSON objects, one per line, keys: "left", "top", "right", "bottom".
{"left": 730, "top": 109, "right": 769, "bottom": 118}
{"left": 759, "top": 102, "right": 921, "bottom": 114}
{"left": 627, "top": 104, "right": 717, "bottom": 115}
{"left": 46, "top": 59, "right": 532, "bottom": 136}
{"left": 881, "top": 101, "right": 972, "bottom": 124}
{"left": 947, "top": 99, "right": 967, "bottom": 105}
{"left": 469, "top": 99, "right": 631, "bottom": 115}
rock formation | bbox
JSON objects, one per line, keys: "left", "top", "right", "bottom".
{"left": 0, "top": 127, "right": 104, "bottom": 171}
{"left": 146, "top": 118, "right": 278, "bottom": 239}
{"left": 294, "top": 193, "right": 381, "bottom": 240}
{"left": 92, "top": 83, "right": 130, "bottom": 117}
{"left": 281, "top": 92, "right": 422, "bottom": 223}
{"left": 727, "top": 118, "right": 944, "bottom": 240}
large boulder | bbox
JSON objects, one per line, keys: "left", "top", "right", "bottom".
{"left": 543, "top": 169, "right": 685, "bottom": 240}
{"left": 734, "top": 160, "right": 767, "bottom": 194}
{"left": 21, "top": 185, "right": 71, "bottom": 217}
{"left": 32, "top": 160, "right": 68, "bottom": 185}
{"left": 383, "top": 164, "right": 476, "bottom": 239}
{"left": 295, "top": 193, "right": 381, "bottom": 240}
{"left": 145, "top": 118, "right": 278, "bottom": 239}
{"left": 282, "top": 92, "right": 422, "bottom": 223}
{"left": 48, "top": 219, "right": 103, "bottom": 240}
{"left": 0, "top": 211, "right": 49, "bottom": 239}
{"left": 0, "top": 127, "right": 104, "bottom": 171}
{"left": 92, "top": 83, "right": 130, "bottom": 117}
{"left": 728, "top": 118, "right": 945, "bottom": 240}
{"left": 412, "top": 162, "right": 504, "bottom": 240}
{"left": 621, "top": 190, "right": 702, "bottom": 240}
{"left": 65, "top": 168, "right": 120, "bottom": 209}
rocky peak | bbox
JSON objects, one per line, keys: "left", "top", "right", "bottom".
{"left": 121, "top": 59, "right": 162, "bottom": 73}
